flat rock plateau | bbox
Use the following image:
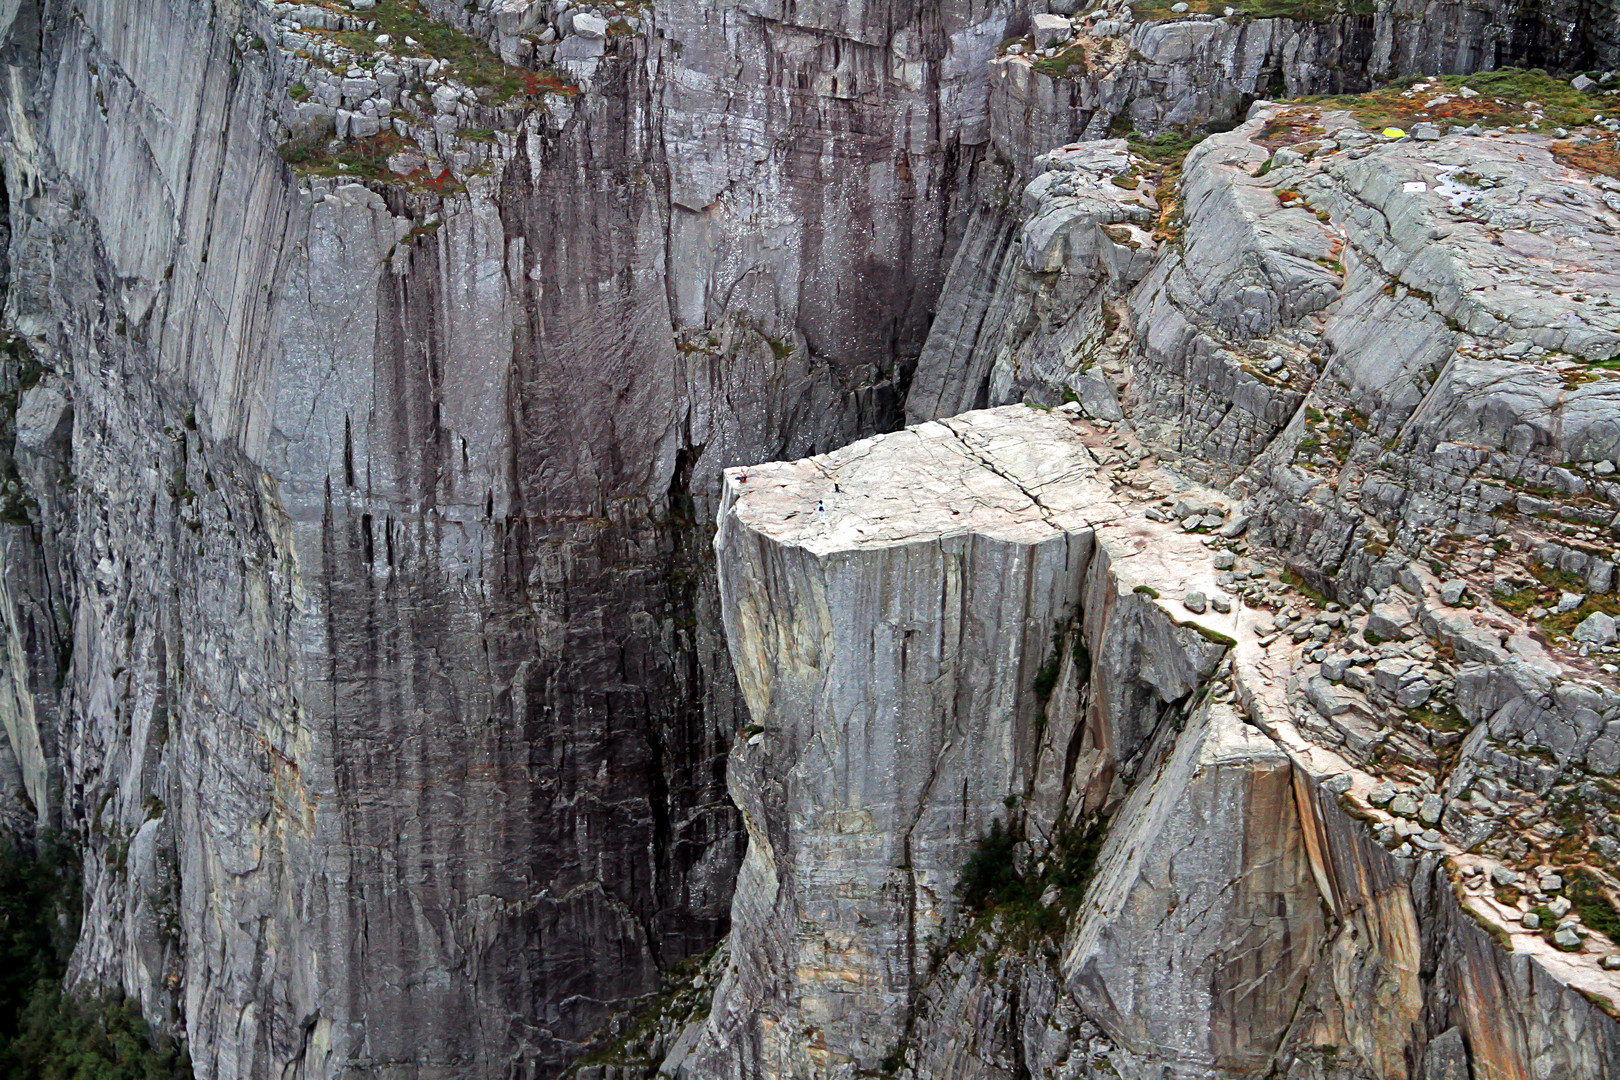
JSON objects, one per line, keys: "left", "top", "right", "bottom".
{"left": 1, "top": 0, "right": 1620, "bottom": 1078}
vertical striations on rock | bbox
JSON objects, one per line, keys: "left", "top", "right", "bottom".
{"left": 3, "top": 0, "right": 1620, "bottom": 1074}
{"left": 0, "top": 0, "right": 1027, "bottom": 1074}
{"left": 679, "top": 406, "right": 1246, "bottom": 1077}
{"left": 688, "top": 400, "right": 1620, "bottom": 1078}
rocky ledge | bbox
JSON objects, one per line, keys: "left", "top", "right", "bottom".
{"left": 655, "top": 403, "right": 1620, "bottom": 1080}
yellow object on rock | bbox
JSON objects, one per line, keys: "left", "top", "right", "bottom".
{"left": 1382, "top": 127, "right": 1406, "bottom": 139}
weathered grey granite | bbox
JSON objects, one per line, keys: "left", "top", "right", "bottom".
{"left": 686, "top": 408, "right": 1109, "bottom": 1077}
{"left": 5, "top": 0, "right": 1620, "bottom": 1075}
{"left": 679, "top": 403, "right": 1620, "bottom": 1079}
{"left": 918, "top": 99, "right": 1620, "bottom": 591}
{"left": 989, "top": 0, "right": 1618, "bottom": 165}
{"left": 0, "top": 0, "right": 1026, "bottom": 1076}
{"left": 676, "top": 406, "right": 1246, "bottom": 1077}
{"left": 908, "top": 141, "right": 1158, "bottom": 424}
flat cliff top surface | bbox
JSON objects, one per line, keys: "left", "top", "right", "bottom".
{"left": 722, "top": 406, "right": 1128, "bottom": 554}
{"left": 728, "top": 394, "right": 1620, "bottom": 1008}
{"left": 720, "top": 403, "right": 1250, "bottom": 652}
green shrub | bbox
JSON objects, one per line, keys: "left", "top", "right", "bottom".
{"left": 958, "top": 819, "right": 1022, "bottom": 912}
{"left": 0, "top": 837, "right": 78, "bottom": 1038}
{"left": 1032, "top": 655, "right": 1061, "bottom": 704}
{"left": 0, "top": 839, "right": 190, "bottom": 1079}
{"left": 1, "top": 988, "right": 192, "bottom": 1080}
{"left": 1570, "top": 871, "right": 1620, "bottom": 943}
{"left": 957, "top": 818, "right": 1109, "bottom": 919}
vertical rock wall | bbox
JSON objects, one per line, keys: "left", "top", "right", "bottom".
{"left": 0, "top": 0, "right": 1020, "bottom": 1076}
{"left": 3, "top": 0, "right": 1619, "bottom": 1075}
{"left": 678, "top": 407, "right": 1235, "bottom": 1077}
{"left": 689, "top": 404, "right": 1620, "bottom": 1079}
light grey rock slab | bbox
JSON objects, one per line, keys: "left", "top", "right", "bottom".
{"left": 908, "top": 143, "right": 1159, "bottom": 421}
{"left": 1032, "top": 12, "right": 1072, "bottom": 48}
{"left": 1576, "top": 612, "right": 1618, "bottom": 646}
{"left": 688, "top": 406, "right": 1236, "bottom": 1076}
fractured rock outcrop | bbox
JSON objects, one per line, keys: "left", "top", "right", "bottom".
{"left": 679, "top": 405, "right": 1259, "bottom": 1076}
{"left": 4, "top": 0, "right": 1620, "bottom": 1076}
{"left": 908, "top": 141, "right": 1158, "bottom": 424}
{"left": 683, "top": 403, "right": 1620, "bottom": 1079}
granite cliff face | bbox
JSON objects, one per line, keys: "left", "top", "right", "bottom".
{"left": 684, "top": 404, "right": 1620, "bottom": 1080}
{"left": 2, "top": 0, "right": 1620, "bottom": 1077}
{"left": 666, "top": 48, "right": 1620, "bottom": 1080}
{"left": 0, "top": 0, "right": 1017, "bottom": 1074}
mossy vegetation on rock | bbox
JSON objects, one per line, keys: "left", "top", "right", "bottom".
{"left": 1291, "top": 68, "right": 1601, "bottom": 131}
{"left": 1131, "top": 0, "right": 1376, "bottom": 21}
{"left": 326, "top": 0, "right": 576, "bottom": 102}
{"left": 957, "top": 816, "right": 1110, "bottom": 944}
{"left": 278, "top": 127, "right": 467, "bottom": 193}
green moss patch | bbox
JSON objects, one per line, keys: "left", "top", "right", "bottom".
{"left": 1570, "top": 870, "right": 1620, "bottom": 943}
{"left": 1115, "top": 129, "right": 1208, "bottom": 241}
{"left": 1131, "top": 0, "right": 1373, "bottom": 24}
{"left": 1287, "top": 68, "right": 1599, "bottom": 134}
{"left": 279, "top": 129, "right": 466, "bottom": 194}
{"left": 1033, "top": 43, "right": 1089, "bottom": 79}
{"left": 322, "top": 0, "right": 576, "bottom": 102}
